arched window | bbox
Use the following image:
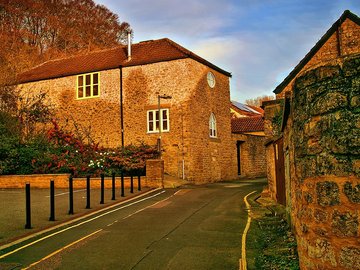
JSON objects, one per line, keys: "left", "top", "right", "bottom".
{"left": 209, "top": 113, "right": 217, "bottom": 138}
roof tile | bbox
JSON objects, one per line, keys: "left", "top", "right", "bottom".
{"left": 18, "top": 38, "right": 231, "bottom": 83}
{"left": 231, "top": 116, "right": 264, "bottom": 133}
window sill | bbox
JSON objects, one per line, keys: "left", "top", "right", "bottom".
{"left": 76, "top": 96, "right": 100, "bottom": 100}
{"left": 209, "top": 137, "right": 221, "bottom": 143}
{"left": 147, "top": 131, "right": 170, "bottom": 134}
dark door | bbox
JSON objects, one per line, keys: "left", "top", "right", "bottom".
{"left": 236, "top": 141, "right": 243, "bottom": 175}
{"left": 274, "top": 138, "right": 286, "bottom": 205}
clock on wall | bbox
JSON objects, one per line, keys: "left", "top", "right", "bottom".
{"left": 207, "top": 71, "right": 216, "bottom": 88}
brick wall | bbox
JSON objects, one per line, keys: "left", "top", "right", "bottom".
{"left": 18, "top": 58, "right": 237, "bottom": 183}
{"left": 290, "top": 55, "right": 360, "bottom": 269}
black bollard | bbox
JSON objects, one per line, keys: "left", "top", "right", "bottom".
{"left": 68, "top": 175, "right": 74, "bottom": 215}
{"left": 49, "top": 180, "right": 55, "bottom": 221}
{"left": 111, "top": 172, "right": 116, "bottom": 200}
{"left": 86, "top": 175, "right": 91, "bottom": 209}
{"left": 138, "top": 171, "right": 141, "bottom": 191}
{"left": 25, "top": 183, "right": 31, "bottom": 229}
{"left": 130, "top": 173, "right": 134, "bottom": 194}
{"left": 100, "top": 173, "right": 104, "bottom": 204}
{"left": 121, "top": 170, "right": 125, "bottom": 197}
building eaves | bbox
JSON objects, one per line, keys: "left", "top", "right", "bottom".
{"left": 17, "top": 38, "right": 231, "bottom": 84}
{"left": 273, "top": 10, "right": 360, "bottom": 94}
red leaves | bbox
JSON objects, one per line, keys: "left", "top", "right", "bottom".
{"left": 33, "top": 120, "right": 159, "bottom": 176}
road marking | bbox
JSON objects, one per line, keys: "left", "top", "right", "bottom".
{"left": 0, "top": 190, "right": 166, "bottom": 259}
{"left": 122, "top": 191, "right": 177, "bottom": 219}
{"left": 22, "top": 229, "right": 103, "bottom": 270}
{"left": 241, "top": 190, "right": 257, "bottom": 270}
{"left": 45, "top": 189, "right": 87, "bottom": 197}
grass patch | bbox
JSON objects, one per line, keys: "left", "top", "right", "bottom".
{"left": 246, "top": 208, "right": 299, "bottom": 269}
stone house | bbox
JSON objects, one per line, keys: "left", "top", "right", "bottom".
{"left": 263, "top": 10, "right": 360, "bottom": 269}
{"left": 17, "top": 38, "right": 237, "bottom": 183}
{"left": 231, "top": 115, "right": 266, "bottom": 178}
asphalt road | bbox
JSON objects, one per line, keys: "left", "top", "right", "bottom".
{"left": 0, "top": 179, "right": 266, "bottom": 270}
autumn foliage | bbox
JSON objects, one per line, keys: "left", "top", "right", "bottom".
{"left": 0, "top": 0, "right": 131, "bottom": 85}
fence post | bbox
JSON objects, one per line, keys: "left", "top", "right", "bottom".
{"left": 68, "top": 175, "right": 74, "bottom": 215}
{"left": 121, "top": 170, "right": 125, "bottom": 197}
{"left": 111, "top": 172, "right": 116, "bottom": 200}
{"left": 25, "top": 183, "right": 31, "bottom": 229}
{"left": 130, "top": 172, "right": 134, "bottom": 194}
{"left": 49, "top": 180, "right": 55, "bottom": 221}
{"left": 100, "top": 173, "right": 105, "bottom": 204}
{"left": 138, "top": 170, "right": 141, "bottom": 191}
{"left": 86, "top": 175, "right": 91, "bottom": 209}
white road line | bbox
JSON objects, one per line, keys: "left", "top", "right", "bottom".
{"left": 0, "top": 190, "right": 166, "bottom": 259}
{"left": 121, "top": 191, "right": 176, "bottom": 220}
{"left": 45, "top": 189, "right": 87, "bottom": 197}
{"left": 241, "top": 190, "right": 257, "bottom": 270}
{"left": 23, "top": 229, "right": 103, "bottom": 270}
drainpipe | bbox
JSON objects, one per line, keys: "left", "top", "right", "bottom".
{"left": 120, "top": 66, "right": 124, "bottom": 149}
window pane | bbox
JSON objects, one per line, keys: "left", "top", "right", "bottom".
{"left": 78, "top": 76, "right": 83, "bottom": 86}
{"left": 162, "top": 109, "right": 167, "bottom": 119}
{"left": 93, "top": 73, "right": 98, "bottom": 84}
{"left": 149, "top": 122, "right": 153, "bottom": 131}
{"left": 163, "top": 119, "right": 168, "bottom": 130}
{"left": 78, "top": 86, "right": 83, "bottom": 98}
{"left": 93, "top": 85, "right": 99, "bottom": 96}
{"left": 148, "top": 111, "right": 153, "bottom": 121}
{"left": 86, "top": 86, "right": 91, "bottom": 97}
{"left": 86, "top": 74, "right": 91, "bottom": 85}
{"left": 155, "top": 111, "right": 159, "bottom": 130}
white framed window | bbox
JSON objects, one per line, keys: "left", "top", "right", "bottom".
{"left": 147, "top": 109, "right": 170, "bottom": 133}
{"left": 77, "top": 72, "right": 100, "bottom": 99}
{"left": 209, "top": 113, "right": 217, "bottom": 138}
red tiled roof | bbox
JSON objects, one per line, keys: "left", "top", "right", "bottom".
{"left": 18, "top": 38, "right": 231, "bottom": 84}
{"left": 231, "top": 116, "right": 264, "bottom": 133}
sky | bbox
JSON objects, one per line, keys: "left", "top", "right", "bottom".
{"left": 94, "top": 0, "right": 360, "bottom": 103}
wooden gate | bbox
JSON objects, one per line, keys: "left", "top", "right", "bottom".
{"left": 274, "top": 137, "right": 286, "bottom": 205}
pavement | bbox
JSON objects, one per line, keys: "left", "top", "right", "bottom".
{"left": 0, "top": 174, "right": 190, "bottom": 249}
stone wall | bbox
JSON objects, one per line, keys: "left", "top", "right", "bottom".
{"left": 232, "top": 134, "right": 266, "bottom": 178}
{"left": 18, "top": 58, "right": 237, "bottom": 183}
{"left": 19, "top": 69, "right": 122, "bottom": 147}
{"left": 0, "top": 174, "right": 156, "bottom": 189}
{"left": 291, "top": 55, "right": 360, "bottom": 269}
{"left": 262, "top": 99, "right": 284, "bottom": 201}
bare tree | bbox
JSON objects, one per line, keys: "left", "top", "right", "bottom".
{"left": 245, "top": 95, "right": 275, "bottom": 107}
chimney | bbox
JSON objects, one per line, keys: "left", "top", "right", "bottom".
{"left": 127, "top": 30, "right": 132, "bottom": 60}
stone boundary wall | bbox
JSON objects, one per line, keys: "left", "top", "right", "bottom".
{"left": 291, "top": 55, "right": 360, "bottom": 269}
{"left": 0, "top": 160, "right": 164, "bottom": 189}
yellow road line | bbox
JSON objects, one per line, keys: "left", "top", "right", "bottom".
{"left": 23, "top": 229, "right": 103, "bottom": 270}
{"left": 241, "top": 190, "right": 257, "bottom": 270}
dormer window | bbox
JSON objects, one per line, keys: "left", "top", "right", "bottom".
{"left": 77, "top": 72, "right": 100, "bottom": 99}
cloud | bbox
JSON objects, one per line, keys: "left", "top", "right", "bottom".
{"left": 95, "top": 0, "right": 360, "bottom": 102}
